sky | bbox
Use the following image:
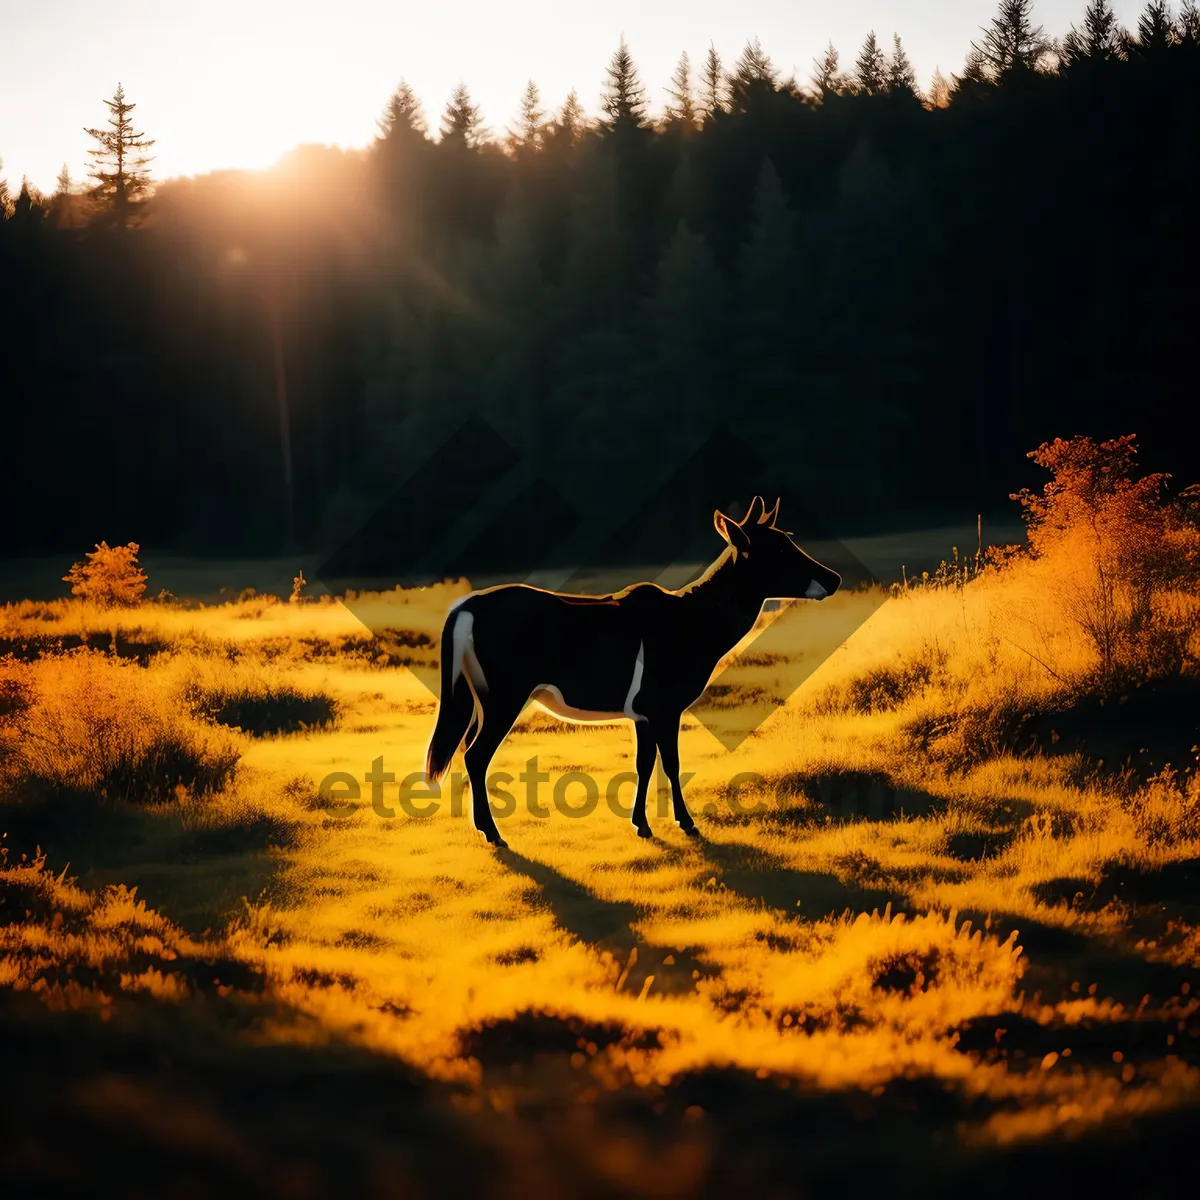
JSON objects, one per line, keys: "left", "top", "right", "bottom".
{"left": 1, "top": 0, "right": 1150, "bottom": 194}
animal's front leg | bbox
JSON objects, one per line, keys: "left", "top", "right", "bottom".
{"left": 657, "top": 719, "right": 699, "bottom": 837}
{"left": 630, "top": 719, "right": 657, "bottom": 838}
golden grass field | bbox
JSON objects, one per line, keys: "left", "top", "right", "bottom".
{"left": 2, "top": 505, "right": 1199, "bottom": 1195}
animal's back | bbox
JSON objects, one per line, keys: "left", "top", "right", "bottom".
{"left": 453, "top": 584, "right": 645, "bottom": 717}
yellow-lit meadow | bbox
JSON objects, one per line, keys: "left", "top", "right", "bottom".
{"left": 2, "top": 549, "right": 1199, "bottom": 1193}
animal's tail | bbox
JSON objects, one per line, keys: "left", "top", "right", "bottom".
{"left": 425, "top": 605, "right": 478, "bottom": 782}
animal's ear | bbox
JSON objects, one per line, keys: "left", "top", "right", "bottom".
{"left": 714, "top": 509, "right": 752, "bottom": 554}
{"left": 763, "top": 497, "right": 780, "bottom": 526}
{"left": 743, "top": 496, "right": 766, "bottom": 526}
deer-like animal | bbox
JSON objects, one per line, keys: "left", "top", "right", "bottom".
{"left": 425, "top": 496, "right": 841, "bottom": 846}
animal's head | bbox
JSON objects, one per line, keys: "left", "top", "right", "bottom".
{"left": 713, "top": 496, "right": 842, "bottom": 601}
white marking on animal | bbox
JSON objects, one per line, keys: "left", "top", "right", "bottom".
{"left": 622, "top": 641, "right": 645, "bottom": 720}
{"left": 451, "top": 610, "right": 488, "bottom": 693}
{"left": 804, "top": 580, "right": 828, "bottom": 600}
{"left": 531, "top": 685, "right": 626, "bottom": 724}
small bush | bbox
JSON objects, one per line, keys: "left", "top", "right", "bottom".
{"left": 1125, "top": 764, "right": 1200, "bottom": 846}
{"left": 1012, "top": 436, "right": 1200, "bottom": 692}
{"left": 846, "top": 659, "right": 936, "bottom": 714}
{"left": 3, "top": 651, "right": 240, "bottom": 804}
{"left": 63, "top": 541, "right": 148, "bottom": 607}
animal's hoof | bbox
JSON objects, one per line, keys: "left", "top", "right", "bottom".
{"left": 634, "top": 824, "right": 653, "bottom": 839}
{"left": 679, "top": 823, "right": 701, "bottom": 839}
{"left": 481, "top": 830, "right": 508, "bottom": 848}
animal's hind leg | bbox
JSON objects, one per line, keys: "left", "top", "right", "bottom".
{"left": 656, "top": 720, "right": 699, "bottom": 837}
{"left": 463, "top": 695, "right": 524, "bottom": 848}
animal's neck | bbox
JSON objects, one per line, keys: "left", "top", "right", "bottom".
{"left": 679, "top": 549, "right": 764, "bottom": 651}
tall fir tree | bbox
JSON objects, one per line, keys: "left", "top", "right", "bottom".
{"left": 374, "top": 80, "right": 432, "bottom": 234}
{"left": 811, "top": 42, "right": 847, "bottom": 97}
{"left": 953, "top": 46, "right": 994, "bottom": 94}
{"left": 485, "top": 181, "right": 546, "bottom": 468}
{"left": 1181, "top": 0, "right": 1200, "bottom": 43}
{"left": 440, "top": 83, "right": 487, "bottom": 147}
{"left": 379, "top": 81, "right": 427, "bottom": 140}
{"left": 509, "top": 80, "right": 546, "bottom": 151}
{"left": 12, "top": 179, "right": 45, "bottom": 224}
{"left": 664, "top": 149, "right": 707, "bottom": 233}
{"left": 84, "top": 82, "right": 155, "bottom": 225}
{"left": 735, "top": 159, "right": 799, "bottom": 404}
{"left": 728, "top": 37, "right": 779, "bottom": 112}
{"left": 556, "top": 90, "right": 585, "bottom": 141}
{"left": 700, "top": 46, "right": 726, "bottom": 120}
{"left": 51, "top": 163, "right": 77, "bottom": 227}
{"left": 854, "top": 32, "right": 889, "bottom": 95}
{"left": 1062, "top": 0, "right": 1125, "bottom": 66}
{"left": 601, "top": 35, "right": 648, "bottom": 129}
{"left": 1133, "top": 2, "right": 1178, "bottom": 55}
{"left": 970, "top": 0, "right": 1053, "bottom": 81}
{"left": 928, "top": 68, "right": 953, "bottom": 107}
{"left": 643, "top": 218, "right": 722, "bottom": 437}
{"left": 664, "top": 51, "right": 697, "bottom": 125}
{"left": 887, "top": 34, "right": 922, "bottom": 98}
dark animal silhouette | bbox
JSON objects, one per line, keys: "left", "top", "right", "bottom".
{"left": 425, "top": 496, "right": 841, "bottom": 846}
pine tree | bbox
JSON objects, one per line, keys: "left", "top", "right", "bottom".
{"left": 374, "top": 80, "right": 432, "bottom": 233}
{"left": 440, "top": 82, "right": 487, "bottom": 147}
{"left": 664, "top": 51, "right": 697, "bottom": 125}
{"left": 509, "top": 80, "right": 546, "bottom": 151}
{"left": 553, "top": 147, "right": 640, "bottom": 474}
{"left": 1181, "top": 0, "right": 1200, "bottom": 43}
{"left": 970, "top": 1, "right": 1052, "bottom": 81}
{"left": 700, "top": 46, "right": 726, "bottom": 120}
{"left": 485, "top": 182, "right": 546, "bottom": 466}
{"left": 1062, "top": 1, "right": 1125, "bottom": 66}
{"left": 601, "top": 35, "right": 647, "bottom": 128}
{"left": 954, "top": 46, "right": 993, "bottom": 93}
{"left": 928, "top": 68, "right": 953, "bottom": 107}
{"left": 854, "top": 32, "right": 889, "bottom": 95}
{"left": 84, "top": 82, "right": 155, "bottom": 224}
{"left": 556, "top": 89, "right": 586, "bottom": 143}
{"left": 811, "top": 42, "right": 847, "bottom": 98}
{"left": 12, "top": 179, "right": 45, "bottom": 224}
{"left": 1132, "top": 2, "right": 1178, "bottom": 55}
{"left": 379, "top": 81, "right": 427, "bottom": 140}
{"left": 644, "top": 219, "right": 722, "bottom": 434}
{"left": 887, "top": 34, "right": 922, "bottom": 98}
{"left": 728, "top": 37, "right": 779, "bottom": 112}
{"left": 0, "top": 161, "right": 8, "bottom": 218}
{"left": 664, "top": 149, "right": 707, "bottom": 232}
{"left": 50, "top": 164, "right": 78, "bottom": 227}
{"left": 736, "top": 159, "right": 799, "bottom": 400}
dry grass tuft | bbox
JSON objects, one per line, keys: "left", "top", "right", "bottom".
{"left": 0, "top": 651, "right": 241, "bottom": 803}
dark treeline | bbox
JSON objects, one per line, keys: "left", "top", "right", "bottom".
{"left": 3, "top": 0, "right": 1200, "bottom": 564}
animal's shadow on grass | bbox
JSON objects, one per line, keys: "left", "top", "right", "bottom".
{"left": 695, "top": 839, "right": 903, "bottom": 924}
{"left": 496, "top": 848, "right": 715, "bottom": 994}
